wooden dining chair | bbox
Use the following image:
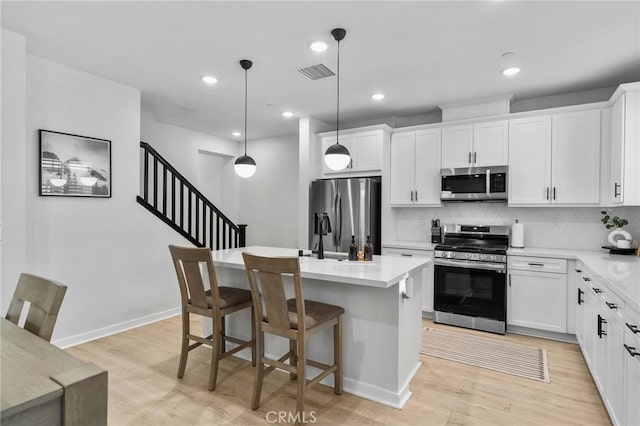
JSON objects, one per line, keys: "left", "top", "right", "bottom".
{"left": 242, "top": 252, "right": 344, "bottom": 419}
{"left": 169, "top": 245, "right": 255, "bottom": 391}
{"left": 5, "top": 273, "right": 68, "bottom": 342}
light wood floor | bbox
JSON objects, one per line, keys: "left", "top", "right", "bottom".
{"left": 66, "top": 316, "right": 611, "bottom": 425}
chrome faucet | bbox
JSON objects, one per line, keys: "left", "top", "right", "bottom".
{"left": 314, "top": 213, "right": 331, "bottom": 259}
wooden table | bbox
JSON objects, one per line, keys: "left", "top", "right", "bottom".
{"left": 1, "top": 319, "right": 107, "bottom": 425}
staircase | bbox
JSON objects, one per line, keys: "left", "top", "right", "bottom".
{"left": 136, "top": 141, "right": 246, "bottom": 249}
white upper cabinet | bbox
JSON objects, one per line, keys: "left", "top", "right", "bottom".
{"left": 509, "top": 109, "right": 601, "bottom": 206}
{"left": 390, "top": 128, "right": 441, "bottom": 206}
{"left": 551, "top": 109, "right": 601, "bottom": 204}
{"left": 608, "top": 83, "right": 640, "bottom": 206}
{"left": 318, "top": 125, "right": 390, "bottom": 177}
{"left": 508, "top": 116, "right": 552, "bottom": 205}
{"left": 441, "top": 120, "right": 508, "bottom": 168}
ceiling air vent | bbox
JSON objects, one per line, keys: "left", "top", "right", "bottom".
{"left": 298, "top": 64, "right": 335, "bottom": 81}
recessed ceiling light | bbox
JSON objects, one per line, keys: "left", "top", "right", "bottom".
{"left": 310, "top": 41, "right": 328, "bottom": 52}
{"left": 502, "top": 67, "right": 520, "bottom": 76}
{"left": 371, "top": 93, "right": 385, "bottom": 101}
{"left": 232, "top": 131, "right": 241, "bottom": 137}
{"left": 202, "top": 75, "right": 218, "bottom": 84}
{"left": 282, "top": 111, "right": 294, "bottom": 118}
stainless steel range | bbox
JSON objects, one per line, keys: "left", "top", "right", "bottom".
{"left": 433, "top": 224, "right": 509, "bottom": 334}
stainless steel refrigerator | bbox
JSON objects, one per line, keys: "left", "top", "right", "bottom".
{"left": 309, "top": 177, "right": 381, "bottom": 255}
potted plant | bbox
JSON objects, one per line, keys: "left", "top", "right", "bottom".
{"left": 601, "top": 210, "right": 632, "bottom": 249}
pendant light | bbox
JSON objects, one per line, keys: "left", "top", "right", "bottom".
{"left": 234, "top": 59, "right": 257, "bottom": 178}
{"left": 324, "top": 28, "right": 351, "bottom": 171}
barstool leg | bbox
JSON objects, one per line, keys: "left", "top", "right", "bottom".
{"left": 251, "top": 307, "right": 257, "bottom": 367}
{"left": 177, "top": 310, "right": 189, "bottom": 378}
{"left": 289, "top": 339, "right": 297, "bottom": 380}
{"left": 296, "top": 338, "right": 306, "bottom": 423}
{"left": 334, "top": 316, "right": 343, "bottom": 395}
{"left": 208, "top": 316, "right": 222, "bottom": 391}
{"left": 251, "top": 331, "right": 265, "bottom": 409}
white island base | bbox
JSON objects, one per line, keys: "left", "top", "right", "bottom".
{"left": 211, "top": 246, "right": 429, "bottom": 408}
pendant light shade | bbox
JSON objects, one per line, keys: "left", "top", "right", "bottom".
{"left": 234, "top": 59, "right": 257, "bottom": 178}
{"left": 324, "top": 28, "right": 351, "bottom": 171}
{"left": 234, "top": 154, "right": 256, "bottom": 178}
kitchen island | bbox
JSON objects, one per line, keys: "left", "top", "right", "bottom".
{"left": 211, "top": 246, "right": 430, "bottom": 408}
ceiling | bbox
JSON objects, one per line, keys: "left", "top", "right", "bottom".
{"left": 2, "top": 1, "right": 639, "bottom": 142}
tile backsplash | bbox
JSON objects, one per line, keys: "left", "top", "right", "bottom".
{"left": 393, "top": 204, "right": 640, "bottom": 250}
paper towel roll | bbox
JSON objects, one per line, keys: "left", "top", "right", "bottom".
{"left": 511, "top": 220, "right": 525, "bottom": 248}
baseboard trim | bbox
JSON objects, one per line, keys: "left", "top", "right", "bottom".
{"left": 53, "top": 307, "right": 181, "bottom": 349}
{"left": 507, "top": 325, "right": 577, "bottom": 344}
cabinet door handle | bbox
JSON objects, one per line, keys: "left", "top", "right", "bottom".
{"left": 614, "top": 182, "right": 621, "bottom": 198}
{"left": 415, "top": 190, "right": 418, "bottom": 201}
{"left": 597, "top": 314, "right": 607, "bottom": 338}
{"left": 410, "top": 190, "right": 414, "bottom": 202}
{"left": 473, "top": 152, "right": 477, "bottom": 164}
{"left": 546, "top": 187, "right": 550, "bottom": 200}
{"left": 577, "top": 288, "right": 584, "bottom": 305}
{"left": 508, "top": 274, "right": 512, "bottom": 287}
{"left": 553, "top": 187, "right": 557, "bottom": 200}
{"left": 605, "top": 302, "right": 618, "bottom": 310}
{"left": 468, "top": 152, "right": 472, "bottom": 164}
{"left": 626, "top": 323, "right": 640, "bottom": 334}
{"left": 575, "top": 269, "right": 582, "bottom": 273}
{"left": 527, "top": 262, "right": 545, "bottom": 267}
{"left": 624, "top": 344, "right": 640, "bottom": 357}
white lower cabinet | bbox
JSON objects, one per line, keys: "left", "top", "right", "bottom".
{"left": 507, "top": 256, "right": 567, "bottom": 333}
{"left": 382, "top": 247, "right": 434, "bottom": 313}
{"left": 575, "top": 264, "right": 638, "bottom": 426}
{"left": 624, "top": 307, "right": 640, "bottom": 426}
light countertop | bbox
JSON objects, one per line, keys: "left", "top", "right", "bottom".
{"left": 212, "top": 246, "right": 431, "bottom": 289}
{"left": 509, "top": 247, "right": 640, "bottom": 312}
{"left": 382, "top": 241, "right": 436, "bottom": 251}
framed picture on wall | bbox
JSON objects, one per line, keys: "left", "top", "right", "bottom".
{"left": 39, "top": 129, "right": 111, "bottom": 198}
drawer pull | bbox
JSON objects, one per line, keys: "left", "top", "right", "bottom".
{"left": 593, "top": 288, "right": 602, "bottom": 294}
{"left": 582, "top": 277, "right": 591, "bottom": 282}
{"left": 626, "top": 323, "right": 640, "bottom": 334}
{"left": 575, "top": 269, "right": 583, "bottom": 273}
{"left": 624, "top": 344, "right": 640, "bottom": 357}
{"left": 597, "top": 314, "right": 607, "bottom": 338}
{"left": 527, "top": 263, "right": 545, "bottom": 267}
{"left": 401, "top": 253, "right": 413, "bottom": 257}
{"left": 605, "top": 302, "right": 618, "bottom": 310}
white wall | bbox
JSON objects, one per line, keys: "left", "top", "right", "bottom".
{"left": 0, "top": 51, "right": 204, "bottom": 347}
{"left": 391, "top": 204, "right": 640, "bottom": 251}
{"left": 1, "top": 30, "right": 27, "bottom": 311}
{"left": 140, "top": 114, "right": 242, "bottom": 221}
{"left": 240, "top": 133, "right": 299, "bottom": 248}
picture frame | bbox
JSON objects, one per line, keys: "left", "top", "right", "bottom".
{"left": 39, "top": 130, "right": 111, "bottom": 198}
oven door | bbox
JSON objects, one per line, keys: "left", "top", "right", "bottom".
{"left": 434, "top": 258, "right": 507, "bottom": 321}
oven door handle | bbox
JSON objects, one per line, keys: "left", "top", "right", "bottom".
{"left": 434, "top": 258, "right": 506, "bottom": 272}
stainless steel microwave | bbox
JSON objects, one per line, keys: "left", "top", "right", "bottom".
{"left": 440, "top": 166, "right": 508, "bottom": 201}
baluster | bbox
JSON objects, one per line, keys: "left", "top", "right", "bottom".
{"left": 162, "top": 165, "right": 167, "bottom": 216}
{"left": 209, "top": 209, "right": 214, "bottom": 250}
{"left": 143, "top": 147, "right": 149, "bottom": 202}
{"left": 216, "top": 216, "right": 221, "bottom": 250}
{"left": 188, "top": 188, "right": 192, "bottom": 235}
{"left": 179, "top": 184, "right": 184, "bottom": 229}
{"left": 171, "top": 174, "right": 176, "bottom": 222}
{"left": 223, "top": 221, "right": 227, "bottom": 249}
{"left": 152, "top": 157, "right": 158, "bottom": 209}
{"left": 195, "top": 196, "right": 200, "bottom": 244}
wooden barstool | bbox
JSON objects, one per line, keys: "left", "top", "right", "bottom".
{"left": 242, "top": 252, "right": 344, "bottom": 420}
{"left": 169, "top": 245, "right": 255, "bottom": 391}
